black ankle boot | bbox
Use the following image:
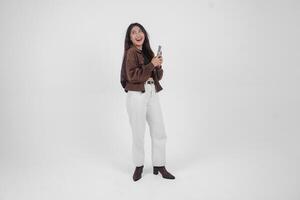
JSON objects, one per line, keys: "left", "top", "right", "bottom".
{"left": 153, "top": 166, "right": 175, "bottom": 179}
{"left": 133, "top": 166, "right": 144, "bottom": 181}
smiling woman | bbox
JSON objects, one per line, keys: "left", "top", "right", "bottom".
{"left": 130, "top": 26, "right": 145, "bottom": 50}
{"left": 120, "top": 23, "right": 163, "bottom": 93}
{"left": 120, "top": 23, "right": 175, "bottom": 182}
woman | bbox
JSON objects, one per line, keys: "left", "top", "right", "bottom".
{"left": 120, "top": 23, "right": 175, "bottom": 181}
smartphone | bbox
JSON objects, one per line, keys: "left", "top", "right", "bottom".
{"left": 156, "top": 45, "right": 162, "bottom": 57}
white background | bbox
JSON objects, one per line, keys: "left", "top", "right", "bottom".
{"left": 0, "top": 0, "right": 299, "bottom": 199}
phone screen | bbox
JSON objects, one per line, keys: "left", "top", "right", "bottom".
{"left": 157, "top": 45, "right": 162, "bottom": 57}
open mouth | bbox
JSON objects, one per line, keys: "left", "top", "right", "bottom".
{"left": 136, "top": 38, "right": 143, "bottom": 42}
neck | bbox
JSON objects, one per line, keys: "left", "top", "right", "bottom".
{"left": 135, "top": 45, "right": 142, "bottom": 50}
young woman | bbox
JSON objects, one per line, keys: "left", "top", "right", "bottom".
{"left": 120, "top": 23, "right": 175, "bottom": 181}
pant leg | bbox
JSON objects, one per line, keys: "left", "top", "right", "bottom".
{"left": 126, "top": 90, "right": 148, "bottom": 166}
{"left": 146, "top": 84, "right": 167, "bottom": 166}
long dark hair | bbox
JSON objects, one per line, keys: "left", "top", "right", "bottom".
{"left": 123, "top": 23, "right": 154, "bottom": 61}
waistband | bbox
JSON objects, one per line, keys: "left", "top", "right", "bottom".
{"left": 145, "top": 77, "right": 154, "bottom": 84}
{"left": 146, "top": 80, "right": 154, "bottom": 84}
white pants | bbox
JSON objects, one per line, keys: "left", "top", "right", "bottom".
{"left": 126, "top": 82, "right": 167, "bottom": 166}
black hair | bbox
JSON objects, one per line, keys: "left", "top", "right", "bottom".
{"left": 123, "top": 22, "right": 154, "bottom": 61}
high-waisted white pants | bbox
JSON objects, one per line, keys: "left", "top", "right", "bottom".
{"left": 126, "top": 82, "right": 167, "bottom": 167}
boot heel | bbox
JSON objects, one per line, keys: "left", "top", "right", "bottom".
{"left": 153, "top": 168, "right": 158, "bottom": 175}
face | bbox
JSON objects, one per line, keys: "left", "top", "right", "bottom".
{"left": 130, "top": 26, "right": 145, "bottom": 49}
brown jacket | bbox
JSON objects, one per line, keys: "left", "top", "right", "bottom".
{"left": 120, "top": 46, "right": 163, "bottom": 93}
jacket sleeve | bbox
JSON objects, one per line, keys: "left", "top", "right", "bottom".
{"left": 156, "top": 67, "right": 163, "bottom": 81}
{"left": 125, "top": 49, "right": 155, "bottom": 83}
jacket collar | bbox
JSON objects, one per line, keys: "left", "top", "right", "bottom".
{"left": 131, "top": 45, "right": 142, "bottom": 54}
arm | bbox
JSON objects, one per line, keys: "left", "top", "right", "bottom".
{"left": 125, "top": 50, "right": 155, "bottom": 83}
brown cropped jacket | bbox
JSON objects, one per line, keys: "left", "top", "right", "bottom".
{"left": 120, "top": 46, "right": 163, "bottom": 93}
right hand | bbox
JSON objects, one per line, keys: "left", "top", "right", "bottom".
{"left": 151, "top": 56, "right": 163, "bottom": 67}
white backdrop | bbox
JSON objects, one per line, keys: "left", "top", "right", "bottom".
{"left": 1, "top": 0, "right": 299, "bottom": 199}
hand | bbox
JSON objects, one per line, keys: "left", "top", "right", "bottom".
{"left": 158, "top": 56, "right": 163, "bottom": 68}
{"left": 151, "top": 56, "right": 163, "bottom": 67}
